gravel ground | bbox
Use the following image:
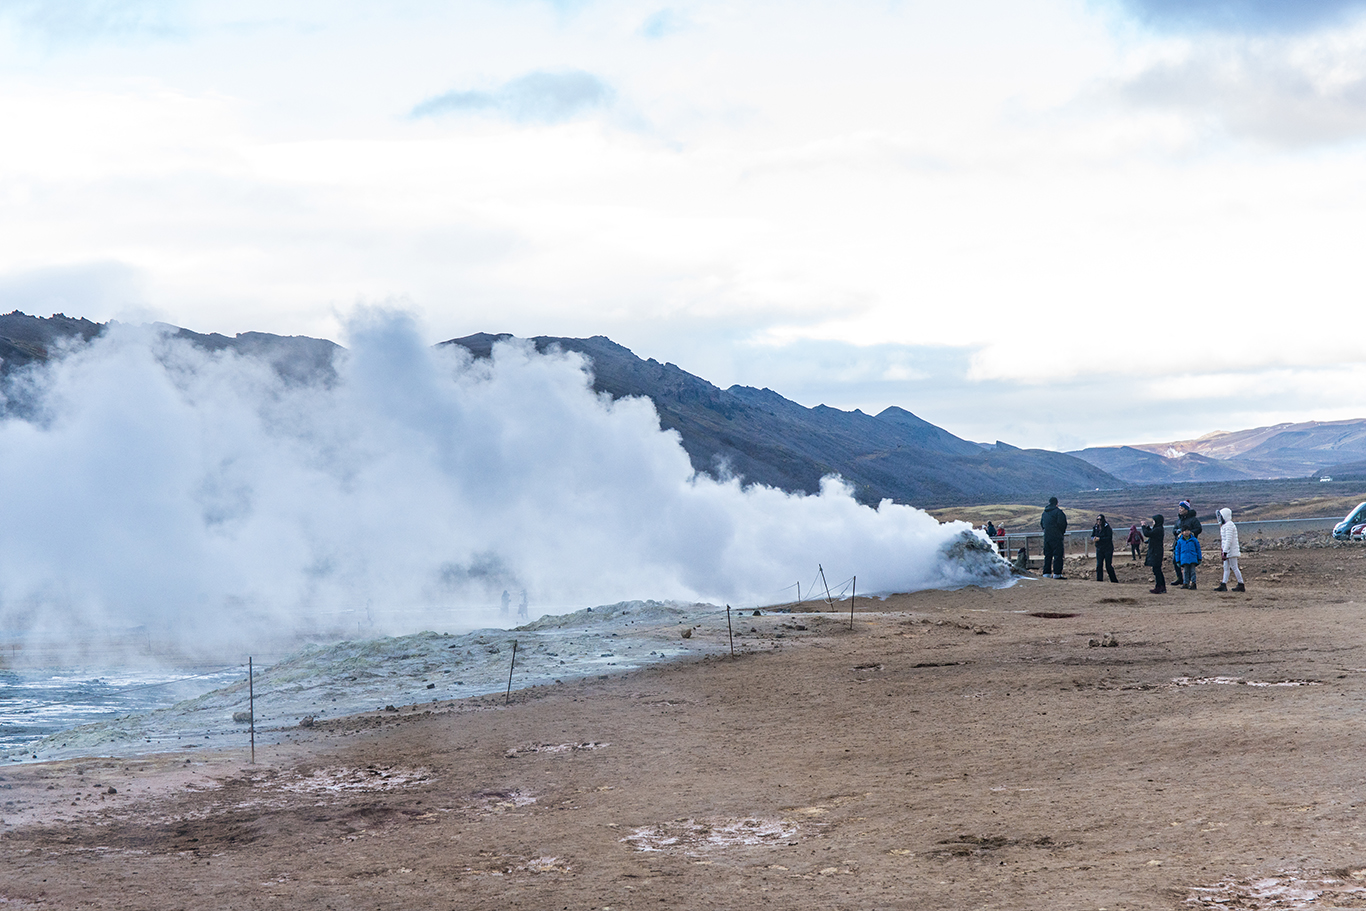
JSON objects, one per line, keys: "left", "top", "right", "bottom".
{"left": 3, "top": 542, "right": 1366, "bottom": 910}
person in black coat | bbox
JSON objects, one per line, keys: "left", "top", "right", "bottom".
{"left": 1091, "top": 514, "right": 1117, "bottom": 582}
{"left": 1142, "top": 513, "right": 1166, "bottom": 593}
{"left": 1040, "top": 496, "right": 1068, "bottom": 578}
{"left": 1172, "top": 500, "right": 1203, "bottom": 590}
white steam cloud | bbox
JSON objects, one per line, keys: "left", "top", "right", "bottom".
{"left": 0, "top": 311, "right": 1004, "bottom": 655}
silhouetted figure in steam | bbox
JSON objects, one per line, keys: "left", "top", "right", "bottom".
{"left": 517, "top": 590, "right": 528, "bottom": 621}
{"left": 500, "top": 590, "right": 510, "bottom": 616}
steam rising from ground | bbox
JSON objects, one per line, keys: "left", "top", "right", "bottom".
{"left": 0, "top": 312, "right": 1005, "bottom": 656}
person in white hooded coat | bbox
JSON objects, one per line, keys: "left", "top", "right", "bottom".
{"left": 1215, "top": 507, "right": 1246, "bottom": 592}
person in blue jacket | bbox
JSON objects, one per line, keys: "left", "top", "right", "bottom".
{"left": 1172, "top": 500, "right": 1203, "bottom": 590}
{"left": 1173, "top": 528, "right": 1202, "bottom": 590}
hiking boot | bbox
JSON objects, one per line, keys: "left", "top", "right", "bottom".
{"left": 1214, "top": 583, "right": 1228, "bottom": 592}
{"left": 1189, "top": 582, "right": 1196, "bottom": 590}
{"left": 1233, "top": 583, "right": 1246, "bottom": 592}
{"left": 1149, "top": 586, "right": 1166, "bottom": 594}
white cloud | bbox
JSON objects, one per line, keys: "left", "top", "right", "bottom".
{"left": 0, "top": 0, "right": 183, "bottom": 44}
{"left": 0, "top": 262, "right": 147, "bottom": 317}
{"left": 1099, "top": 27, "right": 1366, "bottom": 146}
{"left": 412, "top": 70, "right": 614, "bottom": 123}
{"left": 639, "top": 7, "right": 688, "bottom": 39}
{"left": 0, "top": 0, "right": 1364, "bottom": 448}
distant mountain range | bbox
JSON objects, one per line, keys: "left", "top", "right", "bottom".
{"left": 4, "top": 310, "right": 1364, "bottom": 505}
{"left": 1070, "top": 420, "right": 1366, "bottom": 484}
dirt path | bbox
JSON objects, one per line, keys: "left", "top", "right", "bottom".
{"left": 3, "top": 543, "right": 1366, "bottom": 910}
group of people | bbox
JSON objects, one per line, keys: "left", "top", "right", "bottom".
{"left": 500, "top": 588, "right": 529, "bottom": 620}
{"left": 1033, "top": 497, "right": 1248, "bottom": 594}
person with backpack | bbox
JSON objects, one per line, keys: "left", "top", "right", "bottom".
{"left": 1127, "top": 524, "right": 1143, "bottom": 561}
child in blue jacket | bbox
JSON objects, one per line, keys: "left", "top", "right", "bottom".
{"left": 1174, "top": 529, "right": 1202, "bottom": 590}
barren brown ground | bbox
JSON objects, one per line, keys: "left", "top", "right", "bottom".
{"left": 3, "top": 542, "right": 1366, "bottom": 910}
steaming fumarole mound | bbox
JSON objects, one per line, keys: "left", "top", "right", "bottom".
{"left": 936, "top": 531, "right": 1013, "bottom": 587}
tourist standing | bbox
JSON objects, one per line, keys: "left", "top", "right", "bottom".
{"left": 1040, "top": 497, "right": 1068, "bottom": 578}
{"left": 1174, "top": 529, "right": 1202, "bottom": 589}
{"left": 1173, "top": 500, "right": 1203, "bottom": 590}
{"left": 1142, "top": 514, "right": 1167, "bottom": 593}
{"left": 1215, "top": 508, "right": 1246, "bottom": 592}
{"left": 1127, "top": 524, "right": 1143, "bottom": 561}
{"left": 1092, "top": 515, "right": 1118, "bottom": 583}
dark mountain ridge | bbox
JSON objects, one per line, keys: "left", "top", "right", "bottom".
{"left": 0, "top": 311, "right": 340, "bottom": 385}
{"left": 443, "top": 332, "right": 1122, "bottom": 507}
{"left": 0, "top": 311, "right": 103, "bottom": 373}
{"left": 0, "top": 312, "right": 1123, "bottom": 507}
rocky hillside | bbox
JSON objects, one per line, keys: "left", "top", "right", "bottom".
{"left": 0, "top": 311, "right": 103, "bottom": 374}
{"left": 443, "top": 333, "right": 1122, "bottom": 507}
{"left": 0, "top": 311, "right": 339, "bottom": 385}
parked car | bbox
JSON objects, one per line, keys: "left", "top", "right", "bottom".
{"left": 1333, "top": 502, "right": 1366, "bottom": 540}
{"left": 1352, "top": 523, "right": 1366, "bottom": 542}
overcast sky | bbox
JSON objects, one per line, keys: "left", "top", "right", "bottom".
{"left": 2, "top": 0, "right": 1365, "bottom": 450}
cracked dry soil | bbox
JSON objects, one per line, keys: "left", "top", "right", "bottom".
{"left": 3, "top": 544, "right": 1366, "bottom": 909}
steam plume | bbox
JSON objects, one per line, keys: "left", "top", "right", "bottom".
{"left": 0, "top": 310, "right": 1004, "bottom": 656}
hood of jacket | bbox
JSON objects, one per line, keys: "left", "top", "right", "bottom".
{"left": 1219, "top": 507, "right": 1232, "bottom": 523}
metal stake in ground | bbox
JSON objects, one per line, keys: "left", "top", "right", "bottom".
{"left": 248, "top": 657, "right": 255, "bottom": 765}
{"left": 505, "top": 640, "right": 518, "bottom": 705}
{"left": 849, "top": 576, "right": 856, "bottom": 630}
{"left": 726, "top": 604, "right": 735, "bottom": 657}
{"left": 819, "top": 564, "right": 834, "bottom": 609}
